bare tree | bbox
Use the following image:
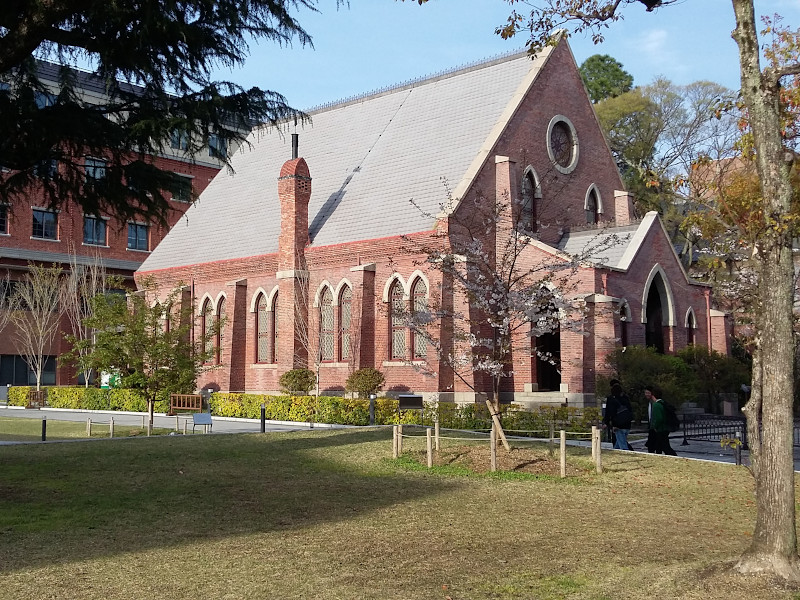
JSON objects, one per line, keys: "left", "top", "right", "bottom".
{"left": 398, "top": 187, "right": 622, "bottom": 411}
{"left": 61, "top": 248, "right": 121, "bottom": 387}
{"left": 8, "top": 264, "right": 64, "bottom": 390}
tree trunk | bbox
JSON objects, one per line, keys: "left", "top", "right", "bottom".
{"left": 732, "top": 0, "right": 800, "bottom": 580}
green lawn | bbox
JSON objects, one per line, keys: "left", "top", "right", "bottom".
{"left": 0, "top": 428, "right": 797, "bottom": 599}
{"left": 0, "top": 416, "right": 175, "bottom": 441}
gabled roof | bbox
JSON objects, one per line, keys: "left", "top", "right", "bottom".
{"left": 139, "top": 43, "right": 559, "bottom": 273}
{"left": 556, "top": 211, "right": 708, "bottom": 286}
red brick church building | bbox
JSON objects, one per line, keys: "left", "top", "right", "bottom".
{"left": 137, "top": 35, "right": 730, "bottom": 406}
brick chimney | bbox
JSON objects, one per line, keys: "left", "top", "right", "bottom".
{"left": 613, "top": 190, "right": 636, "bottom": 224}
{"left": 278, "top": 157, "right": 311, "bottom": 271}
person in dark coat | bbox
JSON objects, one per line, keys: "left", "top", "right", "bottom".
{"left": 603, "top": 380, "right": 634, "bottom": 451}
{"left": 645, "top": 385, "right": 677, "bottom": 456}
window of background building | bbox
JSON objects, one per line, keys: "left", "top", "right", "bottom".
{"left": 34, "top": 158, "right": 58, "bottom": 179}
{"left": 34, "top": 91, "right": 56, "bottom": 109}
{"left": 0, "top": 205, "right": 8, "bottom": 234}
{"left": 411, "top": 279, "right": 428, "bottom": 358}
{"left": 83, "top": 216, "right": 107, "bottom": 246}
{"left": 127, "top": 223, "right": 148, "bottom": 250}
{"left": 32, "top": 209, "right": 57, "bottom": 240}
{"left": 256, "top": 294, "right": 270, "bottom": 363}
{"left": 208, "top": 134, "right": 227, "bottom": 159}
{"left": 170, "top": 129, "right": 189, "bottom": 151}
{"left": 172, "top": 174, "right": 193, "bottom": 202}
{"left": 0, "top": 354, "right": 55, "bottom": 386}
{"left": 84, "top": 158, "right": 106, "bottom": 182}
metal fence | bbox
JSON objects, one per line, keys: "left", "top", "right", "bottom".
{"left": 678, "top": 414, "right": 800, "bottom": 450}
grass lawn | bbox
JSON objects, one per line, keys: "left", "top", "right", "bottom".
{"left": 0, "top": 427, "right": 798, "bottom": 599}
{"left": 0, "top": 416, "right": 175, "bottom": 441}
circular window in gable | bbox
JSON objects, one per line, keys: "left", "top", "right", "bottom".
{"left": 546, "top": 115, "right": 579, "bottom": 174}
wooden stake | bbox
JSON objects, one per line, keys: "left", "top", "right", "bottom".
{"left": 434, "top": 421, "right": 440, "bottom": 452}
{"left": 549, "top": 422, "right": 555, "bottom": 457}
{"left": 595, "top": 428, "right": 603, "bottom": 474}
{"left": 591, "top": 426, "right": 597, "bottom": 461}
{"left": 86, "top": 418, "right": 92, "bottom": 437}
{"left": 175, "top": 415, "right": 179, "bottom": 431}
{"left": 490, "top": 422, "right": 497, "bottom": 472}
{"left": 484, "top": 399, "right": 511, "bottom": 452}
{"left": 183, "top": 419, "right": 188, "bottom": 435}
{"left": 392, "top": 425, "right": 398, "bottom": 458}
{"left": 398, "top": 424, "right": 403, "bottom": 456}
{"left": 426, "top": 428, "right": 433, "bottom": 468}
{"left": 560, "top": 430, "right": 566, "bottom": 478}
{"left": 109, "top": 417, "right": 114, "bottom": 438}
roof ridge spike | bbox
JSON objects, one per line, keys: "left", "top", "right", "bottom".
{"left": 305, "top": 48, "right": 526, "bottom": 114}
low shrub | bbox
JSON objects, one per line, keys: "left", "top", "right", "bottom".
{"left": 8, "top": 386, "right": 31, "bottom": 407}
{"left": 279, "top": 369, "right": 316, "bottom": 395}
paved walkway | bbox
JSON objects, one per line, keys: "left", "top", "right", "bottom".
{"left": 0, "top": 405, "right": 341, "bottom": 442}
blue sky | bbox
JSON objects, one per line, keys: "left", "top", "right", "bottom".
{"left": 214, "top": 0, "right": 800, "bottom": 111}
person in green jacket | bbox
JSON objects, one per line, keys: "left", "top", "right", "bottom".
{"left": 645, "top": 385, "right": 676, "bottom": 456}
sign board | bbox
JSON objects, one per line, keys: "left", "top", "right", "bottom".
{"left": 397, "top": 394, "right": 424, "bottom": 410}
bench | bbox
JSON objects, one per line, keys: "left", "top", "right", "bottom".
{"left": 170, "top": 394, "right": 203, "bottom": 415}
{"left": 192, "top": 412, "right": 213, "bottom": 434}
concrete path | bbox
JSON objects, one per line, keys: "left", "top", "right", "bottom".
{"left": 0, "top": 405, "right": 342, "bottom": 442}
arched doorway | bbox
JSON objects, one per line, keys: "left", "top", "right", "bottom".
{"left": 644, "top": 272, "right": 668, "bottom": 353}
{"left": 533, "top": 325, "right": 561, "bottom": 391}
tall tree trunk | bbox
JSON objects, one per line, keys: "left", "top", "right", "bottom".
{"left": 732, "top": 0, "right": 800, "bottom": 579}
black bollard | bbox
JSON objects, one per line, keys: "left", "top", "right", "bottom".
{"left": 41, "top": 418, "right": 46, "bottom": 442}
{"left": 260, "top": 403, "right": 266, "bottom": 433}
{"left": 369, "top": 394, "right": 376, "bottom": 426}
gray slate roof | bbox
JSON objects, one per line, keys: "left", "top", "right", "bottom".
{"left": 139, "top": 48, "right": 553, "bottom": 272}
{"left": 557, "top": 223, "right": 641, "bottom": 270}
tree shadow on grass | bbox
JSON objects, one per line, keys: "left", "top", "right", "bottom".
{"left": 0, "top": 428, "right": 462, "bottom": 573}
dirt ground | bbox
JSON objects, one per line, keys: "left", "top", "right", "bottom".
{"left": 410, "top": 442, "right": 589, "bottom": 476}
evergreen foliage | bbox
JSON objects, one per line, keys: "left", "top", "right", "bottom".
{"left": 0, "top": 0, "right": 317, "bottom": 223}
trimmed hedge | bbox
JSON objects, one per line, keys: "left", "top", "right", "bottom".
{"left": 9, "top": 386, "right": 170, "bottom": 413}
{"left": 207, "top": 393, "right": 600, "bottom": 432}
{"left": 7, "top": 386, "right": 600, "bottom": 433}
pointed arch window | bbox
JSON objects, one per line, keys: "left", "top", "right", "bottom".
{"left": 390, "top": 281, "right": 406, "bottom": 360}
{"left": 520, "top": 169, "right": 539, "bottom": 233}
{"left": 411, "top": 279, "right": 428, "bottom": 358}
{"left": 339, "top": 287, "right": 352, "bottom": 361}
{"left": 686, "top": 310, "right": 696, "bottom": 346}
{"left": 202, "top": 298, "right": 213, "bottom": 361}
{"left": 320, "top": 288, "right": 335, "bottom": 362}
{"left": 272, "top": 292, "right": 279, "bottom": 362}
{"left": 586, "top": 189, "right": 599, "bottom": 224}
{"left": 256, "top": 294, "right": 270, "bottom": 363}
{"left": 215, "top": 297, "right": 226, "bottom": 364}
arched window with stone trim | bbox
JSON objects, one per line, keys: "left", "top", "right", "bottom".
{"left": 256, "top": 293, "right": 270, "bottom": 363}
{"left": 215, "top": 297, "right": 226, "bottom": 364}
{"left": 272, "top": 292, "right": 279, "bottom": 363}
{"left": 320, "top": 288, "right": 335, "bottom": 362}
{"left": 586, "top": 188, "right": 599, "bottom": 224}
{"left": 411, "top": 278, "right": 428, "bottom": 358}
{"left": 202, "top": 298, "right": 213, "bottom": 361}
{"left": 339, "top": 286, "right": 352, "bottom": 361}
{"left": 520, "top": 168, "right": 540, "bottom": 233}
{"left": 686, "top": 308, "right": 696, "bottom": 346}
{"left": 619, "top": 301, "right": 631, "bottom": 348}
{"left": 389, "top": 280, "right": 406, "bottom": 360}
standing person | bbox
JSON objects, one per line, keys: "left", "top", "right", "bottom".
{"left": 645, "top": 385, "right": 676, "bottom": 456}
{"left": 604, "top": 379, "right": 634, "bottom": 450}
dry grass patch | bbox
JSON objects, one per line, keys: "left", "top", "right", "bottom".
{"left": 0, "top": 428, "right": 799, "bottom": 599}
